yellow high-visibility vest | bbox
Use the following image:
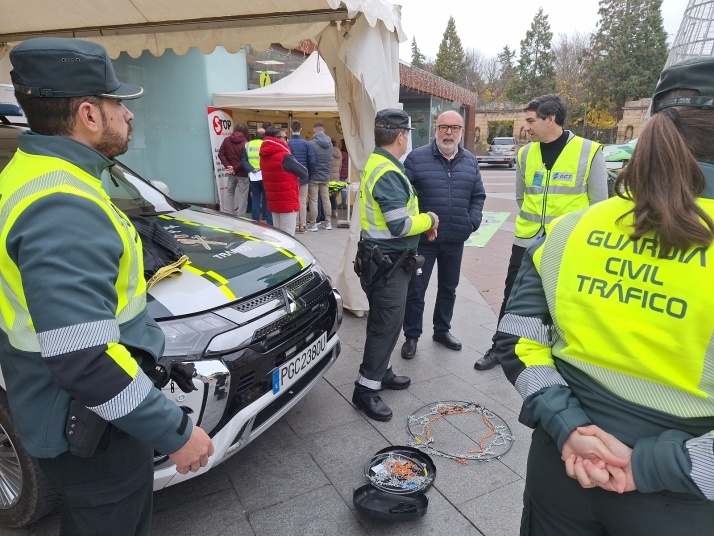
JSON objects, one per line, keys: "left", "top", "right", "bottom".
{"left": 245, "top": 139, "right": 262, "bottom": 170}
{"left": 516, "top": 136, "right": 601, "bottom": 239}
{"left": 533, "top": 196, "right": 714, "bottom": 418}
{"left": 0, "top": 150, "right": 146, "bottom": 361}
{"left": 359, "top": 152, "right": 430, "bottom": 239}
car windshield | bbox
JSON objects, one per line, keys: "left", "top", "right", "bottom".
{"left": 493, "top": 139, "right": 515, "bottom": 145}
{"left": 101, "top": 163, "right": 183, "bottom": 214}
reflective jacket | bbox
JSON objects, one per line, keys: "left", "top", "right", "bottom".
{"left": 515, "top": 135, "right": 601, "bottom": 239}
{"left": 360, "top": 149, "right": 433, "bottom": 254}
{"left": 0, "top": 133, "right": 191, "bottom": 458}
{"left": 243, "top": 138, "right": 263, "bottom": 172}
{"left": 494, "top": 166, "right": 714, "bottom": 500}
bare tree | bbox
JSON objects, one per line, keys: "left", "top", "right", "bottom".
{"left": 553, "top": 31, "right": 591, "bottom": 125}
{"left": 464, "top": 47, "right": 485, "bottom": 92}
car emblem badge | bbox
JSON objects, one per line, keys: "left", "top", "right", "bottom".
{"left": 283, "top": 288, "right": 298, "bottom": 314}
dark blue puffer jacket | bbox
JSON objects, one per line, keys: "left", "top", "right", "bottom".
{"left": 288, "top": 135, "right": 316, "bottom": 185}
{"left": 404, "top": 140, "right": 486, "bottom": 244}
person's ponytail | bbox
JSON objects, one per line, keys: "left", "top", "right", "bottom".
{"left": 615, "top": 91, "right": 714, "bottom": 256}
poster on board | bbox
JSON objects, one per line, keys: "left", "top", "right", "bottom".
{"left": 206, "top": 106, "right": 234, "bottom": 214}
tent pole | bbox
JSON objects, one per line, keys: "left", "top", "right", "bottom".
{"left": 347, "top": 161, "right": 351, "bottom": 222}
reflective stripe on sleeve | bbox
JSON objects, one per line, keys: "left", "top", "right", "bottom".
{"left": 686, "top": 434, "right": 714, "bottom": 499}
{"left": 87, "top": 371, "right": 153, "bottom": 421}
{"left": 514, "top": 365, "right": 568, "bottom": 399}
{"left": 499, "top": 314, "right": 556, "bottom": 346}
{"left": 37, "top": 319, "right": 120, "bottom": 358}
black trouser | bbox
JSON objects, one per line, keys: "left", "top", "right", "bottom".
{"left": 355, "top": 265, "right": 411, "bottom": 396}
{"left": 403, "top": 241, "right": 464, "bottom": 340}
{"left": 490, "top": 244, "right": 527, "bottom": 345}
{"left": 522, "top": 425, "right": 714, "bottom": 535}
{"left": 38, "top": 426, "right": 154, "bottom": 536}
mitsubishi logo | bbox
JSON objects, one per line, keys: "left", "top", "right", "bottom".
{"left": 283, "top": 288, "right": 299, "bottom": 314}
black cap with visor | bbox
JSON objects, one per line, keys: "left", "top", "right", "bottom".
{"left": 10, "top": 38, "right": 144, "bottom": 100}
{"left": 652, "top": 56, "right": 714, "bottom": 112}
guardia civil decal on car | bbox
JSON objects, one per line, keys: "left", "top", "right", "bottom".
{"left": 0, "top": 121, "right": 343, "bottom": 528}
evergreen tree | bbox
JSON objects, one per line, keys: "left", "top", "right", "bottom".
{"left": 411, "top": 36, "right": 426, "bottom": 69}
{"left": 433, "top": 16, "right": 467, "bottom": 85}
{"left": 506, "top": 8, "right": 556, "bottom": 102}
{"left": 587, "top": 0, "right": 668, "bottom": 114}
{"left": 496, "top": 45, "right": 516, "bottom": 99}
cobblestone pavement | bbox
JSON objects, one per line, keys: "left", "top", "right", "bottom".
{"left": 8, "top": 166, "right": 528, "bottom": 536}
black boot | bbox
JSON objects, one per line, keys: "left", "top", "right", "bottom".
{"left": 401, "top": 338, "right": 417, "bottom": 359}
{"left": 382, "top": 373, "right": 411, "bottom": 390}
{"left": 352, "top": 390, "right": 393, "bottom": 421}
{"left": 433, "top": 331, "right": 462, "bottom": 350}
{"left": 474, "top": 348, "right": 499, "bottom": 370}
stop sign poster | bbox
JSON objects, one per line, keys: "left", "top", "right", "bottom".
{"left": 207, "top": 107, "right": 234, "bottom": 214}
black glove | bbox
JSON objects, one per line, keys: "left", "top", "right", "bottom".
{"left": 145, "top": 356, "right": 198, "bottom": 394}
{"left": 170, "top": 362, "right": 198, "bottom": 393}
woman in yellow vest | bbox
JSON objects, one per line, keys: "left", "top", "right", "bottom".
{"left": 493, "top": 58, "right": 714, "bottom": 534}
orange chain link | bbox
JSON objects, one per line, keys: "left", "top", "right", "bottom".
{"left": 422, "top": 403, "right": 498, "bottom": 465}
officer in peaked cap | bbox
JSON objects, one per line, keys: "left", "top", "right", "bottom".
{"left": 351, "top": 108, "right": 438, "bottom": 421}
{"left": 3, "top": 38, "right": 213, "bottom": 534}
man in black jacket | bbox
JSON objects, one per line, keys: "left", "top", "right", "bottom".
{"left": 401, "top": 111, "right": 486, "bottom": 359}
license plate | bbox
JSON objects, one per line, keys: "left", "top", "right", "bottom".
{"left": 272, "top": 332, "right": 328, "bottom": 394}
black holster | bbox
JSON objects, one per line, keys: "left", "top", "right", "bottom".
{"left": 66, "top": 399, "right": 108, "bottom": 458}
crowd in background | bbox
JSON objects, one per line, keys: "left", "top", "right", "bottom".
{"left": 218, "top": 120, "right": 349, "bottom": 236}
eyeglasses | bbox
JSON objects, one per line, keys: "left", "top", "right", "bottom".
{"left": 436, "top": 125, "right": 463, "bottom": 133}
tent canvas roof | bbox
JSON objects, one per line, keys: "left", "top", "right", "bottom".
{"left": 213, "top": 51, "right": 337, "bottom": 112}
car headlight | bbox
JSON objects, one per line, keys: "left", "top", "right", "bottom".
{"left": 158, "top": 313, "right": 237, "bottom": 360}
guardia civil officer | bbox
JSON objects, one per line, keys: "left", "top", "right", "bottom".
{"left": 493, "top": 58, "right": 714, "bottom": 534}
{"left": 474, "top": 94, "right": 608, "bottom": 371}
{"left": 352, "top": 109, "right": 438, "bottom": 421}
{"left": 3, "top": 38, "right": 213, "bottom": 534}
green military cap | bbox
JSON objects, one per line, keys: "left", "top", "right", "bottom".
{"left": 375, "top": 108, "right": 414, "bottom": 130}
{"left": 652, "top": 56, "right": 714, "bottom": 112}
{"left": 10, "top": 38, "right": 143, "bottom": 99}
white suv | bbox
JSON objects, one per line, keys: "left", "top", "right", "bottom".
{"left": 476, "top": 137, "right": 518, "bottom": 168}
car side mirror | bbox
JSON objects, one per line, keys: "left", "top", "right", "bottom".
{"left": 151, "top": 180, "right": 170, "bottom": 196}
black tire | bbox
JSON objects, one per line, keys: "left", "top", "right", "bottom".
{"left": 0, "top": 390, "right": 63, "bottom": 528}
{"left": 508, "top": 160, "right": 514, "bottom": 168}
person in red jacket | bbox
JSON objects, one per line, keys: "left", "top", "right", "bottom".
{"left": 218, "top": 123, "right": 250, "bottom": 216}
{"left": 260, "top": 126, "right": 308, "bottom": 236}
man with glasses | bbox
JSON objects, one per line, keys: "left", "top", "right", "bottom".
{"left": 401, "top": 111, "right": 486, "bottom": 359}
{"left": 474, "top": 94, "right": 607, "bottom": 371}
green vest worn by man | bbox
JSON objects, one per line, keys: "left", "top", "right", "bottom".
{"left": 515, "top": 136, "right": 601, "bottom": 239}
{"left": 245, "top": 139, "right": 262, "bottom": 171}
{"left": 0, "top": 134, "right": 190, "bottom": 458}
{"left": 360, "top": 149, "right": 432, "bottom": 254}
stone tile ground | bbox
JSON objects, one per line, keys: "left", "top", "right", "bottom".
{"left": 5, "top": 166, "right": 527, "bottom": 536}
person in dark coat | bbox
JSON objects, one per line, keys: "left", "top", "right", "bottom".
{"left": 218, "top": 123, "right": 250, "bottom": 216}
{"left": 400, "top": 111, "right": 486, "bottom": 359}
{"left": 288, "top": 120, "right": 316, "bottom": 233}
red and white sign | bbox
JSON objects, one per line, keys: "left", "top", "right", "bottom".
{"left": 207, "top": 107, "right": 234, "bottom": 213}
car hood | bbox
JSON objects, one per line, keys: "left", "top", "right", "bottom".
{"left": 146, "top": 207, "right": 314, "bottom": 319}
{"left": 603, "top": 140, "right": 636, "bottom": 162}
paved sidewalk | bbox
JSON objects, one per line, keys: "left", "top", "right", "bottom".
{"left": 9, "top": 173, "right": 530, "bottom": 536}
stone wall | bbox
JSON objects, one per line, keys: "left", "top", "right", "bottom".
{"left": 617, "top": 98, "right": 650, "bottom": 143}
{"left": 473, "top": 101, "right": 527, "bottom": 147}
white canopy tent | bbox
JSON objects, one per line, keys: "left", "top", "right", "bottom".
{"left": 213, "top": 51, "right": 337, "bottom": 112}
{"left": 0, "top": 0, "right": 401, "bottom": 315}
